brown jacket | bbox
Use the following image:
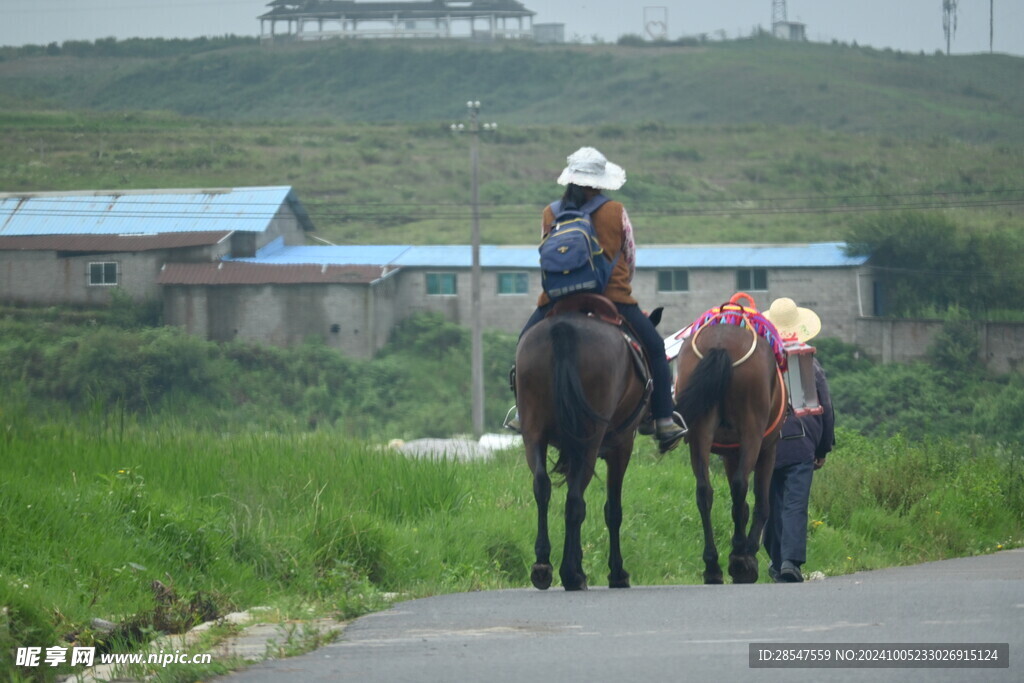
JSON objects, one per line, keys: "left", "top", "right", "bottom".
{"left": 538, "top": 199, "right": 637, "bottom": 307}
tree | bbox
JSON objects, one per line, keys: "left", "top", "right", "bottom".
{"left": 845, "top": 212, "right": 983, "bottom": 316}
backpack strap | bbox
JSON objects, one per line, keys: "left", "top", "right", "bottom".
{"left": 578, "top": 193, "right": 611, "bottom": 215}
{"left": 548, "top": 194, "right": 611, "bottom": 228}
{"left": 581, "top": 195, "right": 617, "bottom": 266}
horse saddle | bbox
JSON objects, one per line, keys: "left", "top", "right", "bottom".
{"left": 546, "top": 293, "right": 652, "bottom": 390}
{"left": 549, "top": 292, "right": 620, "bottom": 326}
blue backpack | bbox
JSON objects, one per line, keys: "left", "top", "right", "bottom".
{"left": 538, "top": 195, "right": 618, "bottom": 301}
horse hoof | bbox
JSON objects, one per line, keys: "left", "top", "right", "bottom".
{"left": 531, "top": 563, "right": 553, "bottom": 590}
{"left": 561, "top": 570, "right": 588, "bottom": 591}
{"left": 728, "top": 555, "right": 759, "bottom": 584}
{"left": 700, "top": 565, "right": 724, "bottom": 589}
{"left": 608, "top": 571, "right": 631, "bottom": 588}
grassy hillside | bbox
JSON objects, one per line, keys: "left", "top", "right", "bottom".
{"left": 1, "top": 37, "right": 1021, "bottom": 245}
{"left": 2, "top": 109, "right": 1021, "bottom": 246}
{"left": 2, "top": 38, "right": 1022, "bottom": 143}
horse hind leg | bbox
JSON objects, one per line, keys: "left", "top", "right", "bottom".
{"left": 528, "top": 441, "right": 554, "bottom": 590}
{"left": 690, "top": 441, "right": 723, "bottom": 584}
{"left": 724, "top": 445, "right": 759, "bottom": 584}
{"left": 604, "top": 446, "right": 631, "bottom": 588}
{"left": 744, "top": 440, "right": 778, "bottom": 566}
{"left": 559, "top": 451, "right": 593, "bottom": 591}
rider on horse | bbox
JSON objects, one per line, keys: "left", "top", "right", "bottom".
{"left": 509, "top": 147, "right": 686, "bottom": 454}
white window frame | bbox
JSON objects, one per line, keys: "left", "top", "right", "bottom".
{"left": 88, "top": 261, "right": 119, "bottom": 286}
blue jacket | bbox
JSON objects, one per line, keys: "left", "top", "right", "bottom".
{"left": 775, "top": 358, "right": 835, "bottom": 468}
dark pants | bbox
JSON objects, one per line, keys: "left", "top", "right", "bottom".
{"left": 763, "top": 458, "right": 815, "bottom": 569}
{"left": 520, "top": 301, "right": 675, "bottom": 420}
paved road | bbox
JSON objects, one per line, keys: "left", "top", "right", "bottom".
{"left": 224, "top": 549, "right": 1023, "bottom": 682}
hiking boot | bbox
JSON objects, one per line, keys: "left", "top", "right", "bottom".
{"left": 655, "top": 421, "right": 687, "bottom": 454}
{"left": 503, "top": 406, "right": 521, "bottom": 434}
{"left": 779, "top": 560, "right": 803, "bottom": 583}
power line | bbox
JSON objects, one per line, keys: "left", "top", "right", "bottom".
{"left": 7, "top": 187, "right": 1022, "bottom": 208}
{"left": 4, "top": 188, "right": 1024, "bottom": 221}
{"left": 7, "top": 198, "right": 1024, "bottom": 221}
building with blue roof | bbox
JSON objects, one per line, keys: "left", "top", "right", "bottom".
{"left": 0, "top": 186, "right": 874, "bottom": 359}
{"left": 200, "top": 237, "right": 870, "bottom": 355}
{"left": 0, "top": 186, "right": 312, "bottom": 307}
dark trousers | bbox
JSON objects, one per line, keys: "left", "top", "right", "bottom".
{"left": 763, "top": 458, "right": 815, "bottom": 568}
{"left": 520, "top": 301, "right": 674, "bottom": 420}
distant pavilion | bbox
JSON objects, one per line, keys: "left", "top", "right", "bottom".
{"left": 259, "top": 1, "right": 537, "bottom": 42}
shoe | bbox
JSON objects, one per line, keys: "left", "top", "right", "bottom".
{"left": 768, "top": 562, "right": 782, "bottom": 583}
{"left": 503, "top": 406, "right": 521, "bottom": 434}
{"left": 779, "top": 560, "right": 803, "bottom": 583}
{"left": 655, "top": 421, "right": 687, "bottom": 454}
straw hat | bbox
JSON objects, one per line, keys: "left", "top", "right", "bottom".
{"left": 556, "top": 147, "right": 627, "bottom": 190}
{"left": 763, "top": 297, "right": 822, "bottom": 342}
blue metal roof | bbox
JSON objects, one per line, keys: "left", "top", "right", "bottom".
{"left": 230, "top": 242, "right": 539, "bottom": 268}
{"left": 233, "top": 242, "right": 864, "bottom": 269}
{"left": 233, "top": 242, "right": 415, "bottom": 265}
{"left": 0, "top": 186, "right": 313, "bottom": 236}
{"left": 637, "top": 242, "right": 865, "bottom": 268}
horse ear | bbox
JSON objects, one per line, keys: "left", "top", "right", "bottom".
{"left": 647, "top": 307, "right": 664, "bottom": 328}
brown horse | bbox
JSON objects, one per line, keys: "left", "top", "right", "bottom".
{"left": 673, "top": 313, "right": 786, "bottom": 584}
{"left": 515, "top": 301, "right": 651, "bottom": 591}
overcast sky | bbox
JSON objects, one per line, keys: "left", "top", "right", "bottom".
{"left": 2, "top": 1, "right": 1020, "bottom": 56}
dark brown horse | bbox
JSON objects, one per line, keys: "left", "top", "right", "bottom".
{"left": 515, "top": 301, "right": 650, "bottom": 591}
{"left": 673, "top": 312, "right": 786, "bottom": 584}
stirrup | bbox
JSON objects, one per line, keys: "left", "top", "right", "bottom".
{"left": 503, "top": 406, "right": 521, "bottom": 434}
{"left": 655, "top": 412, "right": 688, "bottom": 454}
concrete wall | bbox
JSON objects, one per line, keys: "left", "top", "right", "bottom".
{"left": 264, "top": 207, "right": 307, "bottom": 247}
{"left": 164, "top": 274, "right": 401, "bottom": 359}
{"left": 163, "top": 270, "right": 1024, "bottom": 374}
{"left": 0, "top": 246, "right": 216, "bottom": 306}
{"left": 0, "top": 203, "right": 306, "bottom": 307}
{"left": 854, "top": 318, "right": 1024, "bottom": 374}
{"left": 384, "top": 265, "right": 870, "bottom": 344}
{"left": 635, "top": 266, "right": 869, "bottom": 344}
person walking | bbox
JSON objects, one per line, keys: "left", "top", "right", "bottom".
{"left": 762, "top": 297, "right": 835, "bottom": 583}
{"left": 508, "top": 146, "right": 686, "bottom": 453}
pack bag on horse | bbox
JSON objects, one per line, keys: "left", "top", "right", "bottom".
{"left": 671, "top": 292, "right": 788, "bottom": 584}
{"left": 507, "top": 146, "right": 686, "bottom": 454}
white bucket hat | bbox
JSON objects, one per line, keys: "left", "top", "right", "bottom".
{"left": 556, "top": 147, "right": 626, "bottom": 190}
{"left": 763, "top": 297, "right": 822, "bottom": 343}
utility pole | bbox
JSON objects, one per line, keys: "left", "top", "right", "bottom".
{"left": 451, "top": 101, "right": 496, "bottom": 437}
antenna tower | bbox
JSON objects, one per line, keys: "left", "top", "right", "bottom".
{"left": 772, "top": 0, "right": 788, "bottom": 27}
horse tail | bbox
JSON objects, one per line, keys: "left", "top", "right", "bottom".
{"left": 678, "top": 347, "right": 732, "bottom": 426}
{"left": 550, "top": 319, "right": 605, "bottom": 476}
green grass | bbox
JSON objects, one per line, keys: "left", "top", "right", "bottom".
{"left": 3, "top": 416, "right": 1022, "bottom": 679}
{"left": 3, "top": 39, "right": 1021, "bottom": 140}
{"left": 1, "top": 111, "right": 1021, "bottom": 246}
{"left": 1, "top": 38, "right": 1022, "bottom": 246}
